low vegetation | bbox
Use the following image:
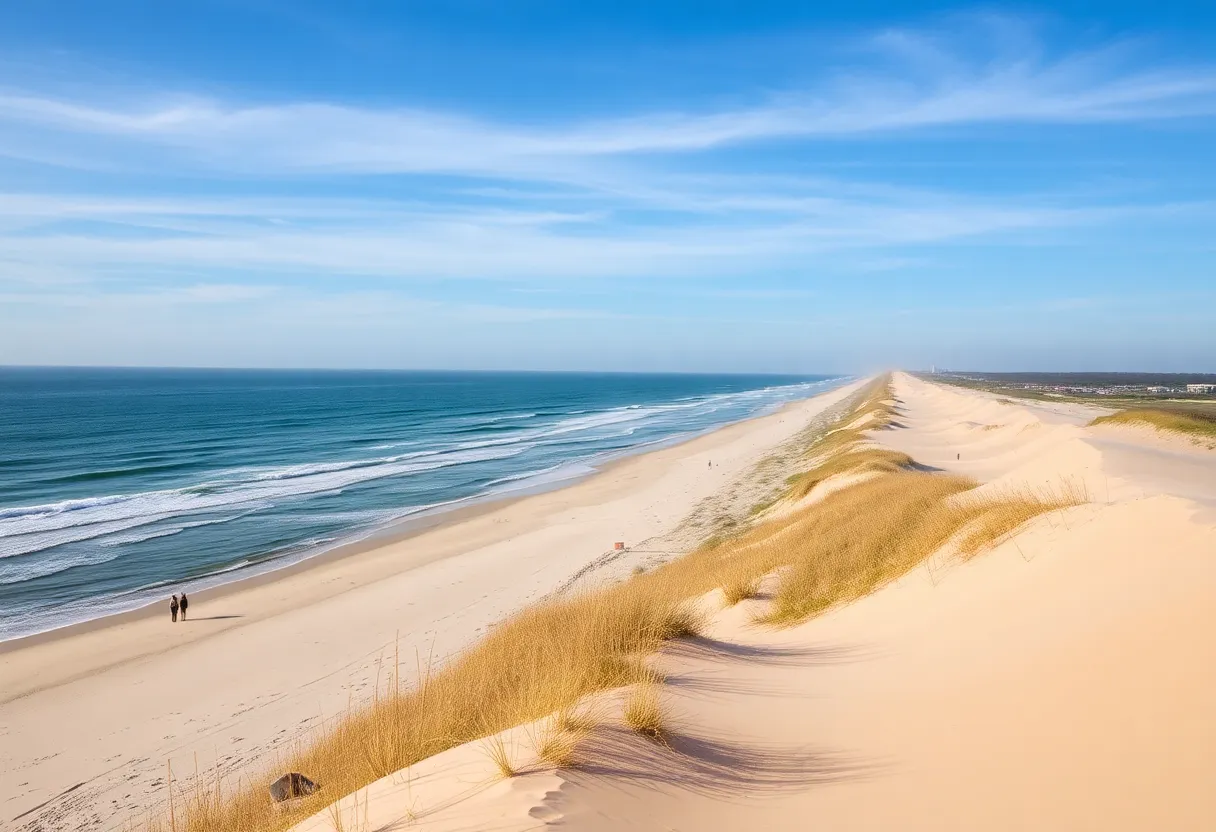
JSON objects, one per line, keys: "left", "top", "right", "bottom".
{"left": 721, "top": 574, "right": 761, "bottom": 605}
{"left": 534, "top": 715, "right": 585, "bottom": 769}
{"left": 1091, "top": 408, "right": 1216, "bottom": 446}
{"left": 762, "top": 474, "right": 1081, "bottom": 624}
{"left": 784, "top": 447, "right": 912, "bottom": 501}
{"left": 141, "top": 375, "right": 1085, "bottom": 832}
{"left": 482, "top": 733, "right": 517, "bottom": 779}
{"left": 137, "top": 589, "right": 704, "bottom": 831}
{"left": 623, "top": 683, "right": 669, "bottom": 744}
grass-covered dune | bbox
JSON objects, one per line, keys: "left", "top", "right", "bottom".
{"left": 1090, "top": 409, "right": 1216, "bottom": 446}
{"left": 141, "top": 377, "right": 1083, "bottom": 832}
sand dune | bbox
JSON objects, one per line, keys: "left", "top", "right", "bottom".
{"left": 288, "top": 371, "right": 1216, "bottom": 831}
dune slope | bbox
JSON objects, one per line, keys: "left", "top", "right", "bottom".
{"left": 295, "top": 372, "right": 1216, "bottom": 831}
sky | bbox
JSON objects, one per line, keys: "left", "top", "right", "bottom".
{"left": 0, "top": 1, "right": 1214, "bottom": 373}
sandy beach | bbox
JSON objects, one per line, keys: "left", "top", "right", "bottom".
{"left": 284, "top": 372, "right": 1216, "bottom": 832}
{"left": 0, "top": 378, "right": 865, "bottom": 830}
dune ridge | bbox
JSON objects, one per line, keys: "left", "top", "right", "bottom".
{"left": 286, "top": 372, "right": 1216, "bottom": 832}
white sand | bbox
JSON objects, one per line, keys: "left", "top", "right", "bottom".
{"left": 286, "top": 372, "right": 1216, "bottom": 831}
{"left": 0, "top": 378, "right": 865, "bottom": 831}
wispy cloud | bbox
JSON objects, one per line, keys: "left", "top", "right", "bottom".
{"left": 0, "top": 12, "right": 1213, "bottom": 372}
{"left": 0, "top": 186, "right": 1156, "bottom": 283}
{"left": 1, "top": 19, "right": 1214, "bottom": 177}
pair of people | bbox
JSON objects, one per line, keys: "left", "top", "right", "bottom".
{"left": 169, "top": 592, "right": 189, "bottom": 622}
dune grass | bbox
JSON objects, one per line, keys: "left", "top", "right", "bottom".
{"left": 952, "top": 480, "right": 1089, "bottom": 558}
{"left": 784, "top": 447, "right": 913, "bottom": 500}
{"left": 679, "top": 375, "right": 1083, "bottom": 625}
{"left": 623, "top": 683, "right": 669, "bottom": 744}
{"left": 761, "top": 474, "right": 1082, "bottom": 624}
{"left": 139, "top": 374, "right": 1085, "bottom": 832}
{"left": 1091, "top": 408, "right": 1216, "bottom": 445}
{"left": 534, "top": 716, "right": 585, "bottom": 769}
{"left": 721, "top": 574, "right": 761, "bottom": 605}
{"left": 136, "top": 588, "right": 704, "bottom": 832}
{"left": 481, "top": 733, "right": 517, "bottom": 779}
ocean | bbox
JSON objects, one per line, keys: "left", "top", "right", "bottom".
{"left": 0, "top": 368, "right": 842, "bottom": 640}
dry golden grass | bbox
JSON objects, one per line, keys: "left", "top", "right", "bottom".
{"left": 785, "top": 447, "right": 913, "bottom": 500}
{"left": 953, "top": 480, "right": 1089, "bottom": 558}
{"left": 762, "top": 474, "right": 1081, "bottom": 624}
{"left": 658, "top": 604, "right": 705, "bottom": 640}
{"left": 623, "top": 684, "right": 668, "bottom": 744}
{"left": 481, "top": 734, "right": 517, "bottom": 779}
{"left": 1091, "top": 409, "right": 1216, "bottom": 445}
{"left": 721, "top": 574, "right": 761, "bottom": 605}
{"left": 537, "top": 729, "right": 581, "bottom": 769}
{"left": 324, "top": 789, "right": 370, "bottom": 832}
{"left": 646, "top": 377, "right": 1083, "bottom": 627}
{"left": 136, "top": 373, "right": 1085, "bottom": 832}
{"left": 765, "top": 472, "right": 975, "bottom": 623}
{"left": 137, "top": 588, "right": 705, "bottom": 832}
{"left": 553, "top": 704, "right": 597, "bottom": 735}
{"left": 533, "top": 713, "right": 586, "bottom": 769}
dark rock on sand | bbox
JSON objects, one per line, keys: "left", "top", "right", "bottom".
{"left": 269, "top": 773, "right": 319, "bottom": 803}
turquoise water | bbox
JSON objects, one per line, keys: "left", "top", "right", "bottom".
{"left": 0, "top": 368, "right": 842, "bottom": 639}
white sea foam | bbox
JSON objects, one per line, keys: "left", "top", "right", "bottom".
{"left": 0, "top": 376, "right": 849, "bottom": 639}
{"left": 100, "top": 510, "right": 261, "bottom": 547}
{"left": 0, "top": 549, "right": 123, "bottom": 585}
{"left": 0, "top": 377, "right": 843, "bottom": 585}
{"left": 0, "top": 445, "right": 528, "bottom": 557}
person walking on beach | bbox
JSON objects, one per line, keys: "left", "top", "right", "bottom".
{"left": 179, "top": 592, "right": 189, "bottom": 621}
{"left": 170, "top": 594, "right": 179, "bottom": 623}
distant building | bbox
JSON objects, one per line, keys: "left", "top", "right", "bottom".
{"left": 1146, "top": 386, "right": 1171, "bottom": 394}
{"left": 1187, "top": 383, "right": 1216, "bottom": 394}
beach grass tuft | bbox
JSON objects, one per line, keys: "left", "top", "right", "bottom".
{"left": 721, "top": 575, "right": 761, "bottom": 605}
{"left": 554, "top": 705, "right": 597, "bottom": 736}
{"left": 482, "top": 733, "right": 517, "bottom": 779}
{"left": 623, "top": 684, "right": 669, "bottom": 744}
{"left": 534, "top": 715, "right": 585, "bottom": 769}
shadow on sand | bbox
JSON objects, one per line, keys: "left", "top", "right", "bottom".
{"left": 566, "top": 723, "right": 879, "bottom": 799}
{"left": 664, "top": 635, "right": 869, "bottom": 668}
{"left": 660, "top": 636, "right": 875, "bottom": 698}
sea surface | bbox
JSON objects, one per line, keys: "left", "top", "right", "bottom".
{"left": 0, "top": 368, "right": 842, "bottom": 640}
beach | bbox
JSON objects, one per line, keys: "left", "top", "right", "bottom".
{"left": 0, "top": 377, "right": 866, "bottom": 830}
{"left": 286, "top": 372, "right": 1216, "bottom": 832}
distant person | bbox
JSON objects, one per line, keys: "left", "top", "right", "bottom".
{"left": 170, "top": 594, "right": 179, "bottom": 623}
{"left": 179, "top": 592, "right": 189, "bottom": 621}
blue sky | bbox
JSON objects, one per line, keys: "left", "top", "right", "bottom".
{"left": 1, "top": 1, "right": 1213, "bottom": 372}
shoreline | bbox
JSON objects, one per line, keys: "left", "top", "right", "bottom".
{"left": 0, "top": 379, "right": 848, "bottom": 652}
{"left": 0, "top": 379, "right": 862, "bottom": 698}
{"left": 0, "top": 489, "right": 528, "bottom": 654}
{"left": 0, "top": 377, "right": 867, "bottom": 831}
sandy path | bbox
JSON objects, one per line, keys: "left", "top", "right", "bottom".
{"left": 0, "top": 379, "right": 864, "bottom": 831}
{"left": 315, "top": 372, "right": 1216, "bottom": 831}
